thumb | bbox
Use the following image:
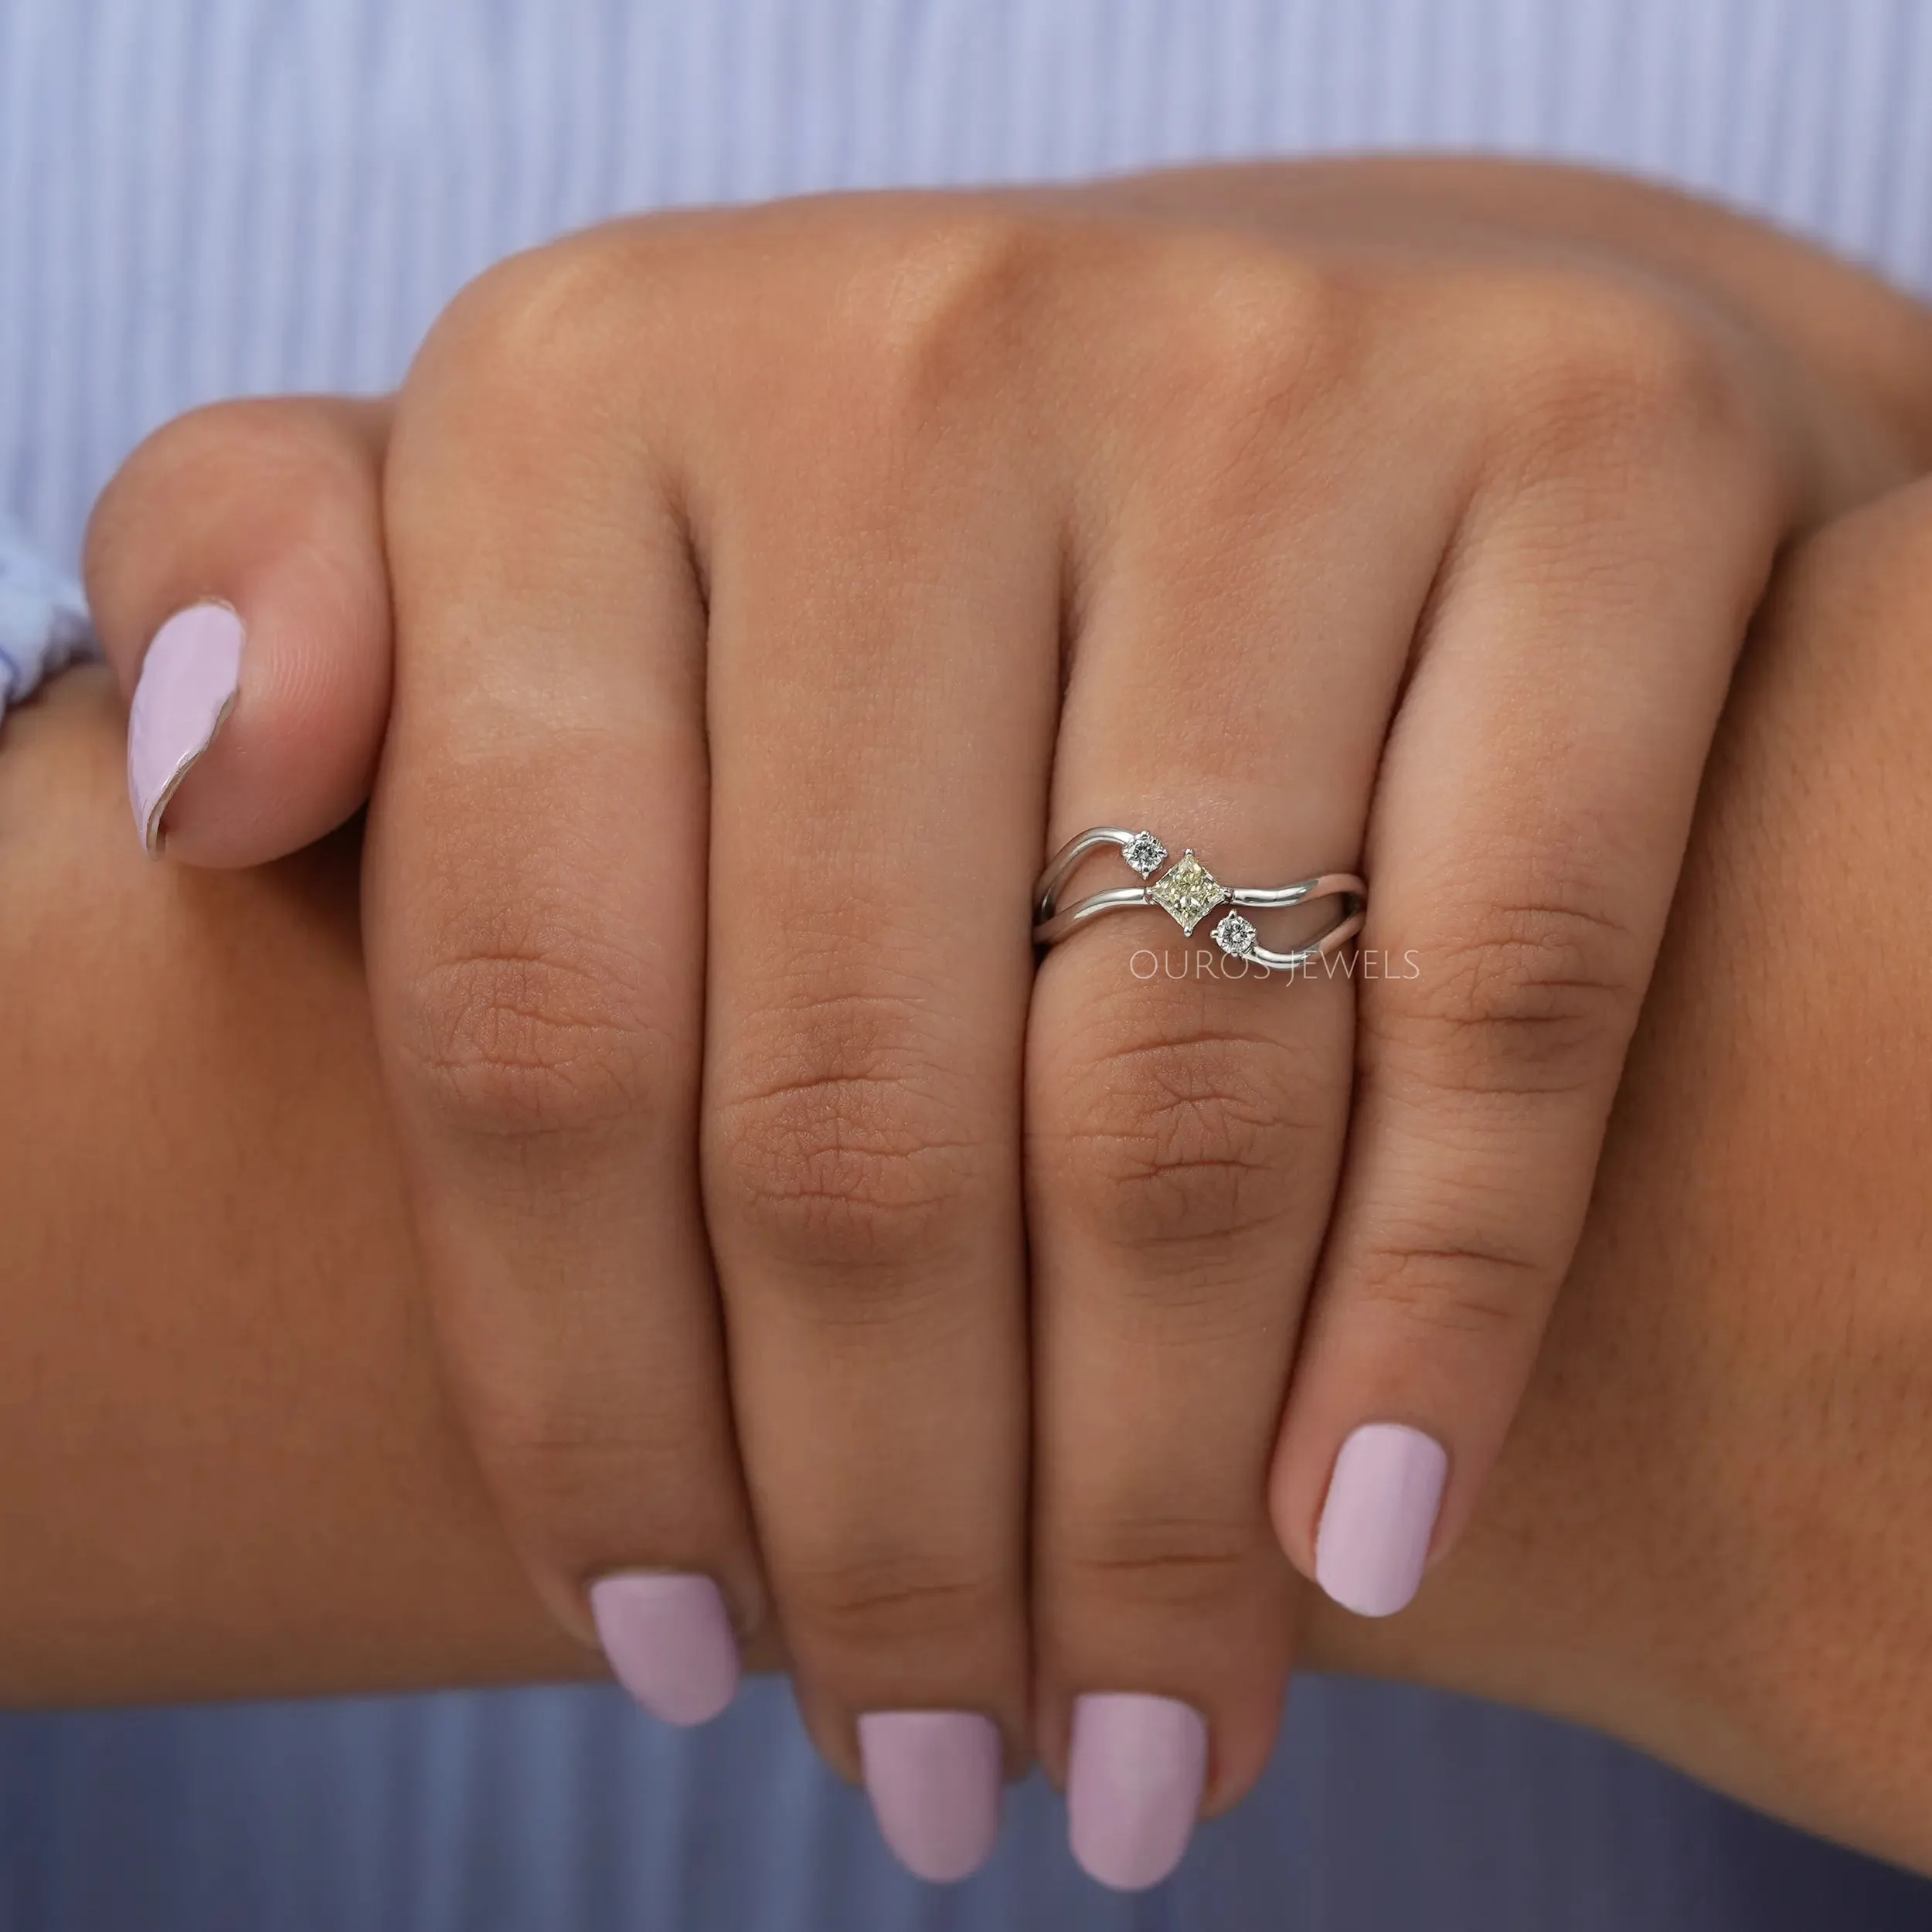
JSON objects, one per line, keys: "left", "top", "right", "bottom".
{"left": 83, "top": 395, "right": 393, "bottom": 865}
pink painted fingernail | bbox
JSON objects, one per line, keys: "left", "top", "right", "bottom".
{"left": 858, "top": 1710, "right": 1003, "bottom": 1883}
{"left": 1315, "top": 1422, "right": 1449, "bottom": 1617}
{"left": 589, "top": 1573, "right": 740, "bottom": 1726}
{"left": 127, "top": 602, "right": 245, "bottom": 854}
{"left": 1066, "top": 1692, "right": 1207, "bottom": 1891}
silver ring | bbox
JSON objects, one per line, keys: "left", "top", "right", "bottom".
{"left": 1033, "top": 828, "right": 1366, "bottom": 974}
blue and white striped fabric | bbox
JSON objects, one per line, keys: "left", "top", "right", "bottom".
{"left": 5, "top": 2, "right": 1932, "bottom": 1927}
{"left": 6, "top": 0, "right": 1932, "bottom": 578}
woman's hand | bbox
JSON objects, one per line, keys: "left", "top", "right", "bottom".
{"left": 12, "top": 469, "right": 1932, "bottom": 1878}
{"left": 82, "top": 158, "right": 1932, "bottom": 1886}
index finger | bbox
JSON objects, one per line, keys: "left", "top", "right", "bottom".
{"left": 363, "top": 251, "right": 764, "bottom": 1721}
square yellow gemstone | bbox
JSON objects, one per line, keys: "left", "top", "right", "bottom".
{"left": 1149, "top": 850, "right": 1227, "bottom": 935}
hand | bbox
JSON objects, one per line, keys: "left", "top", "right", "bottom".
{"left": 82, "top": 158, "right": 1932, "bottom": 1886}
{"left": 17, "top": 467, "right": 1932, "bottom": 1881}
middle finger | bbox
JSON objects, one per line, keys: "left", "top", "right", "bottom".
{"left": 698, "top": 207, "right": 1063, "bottom": 1884}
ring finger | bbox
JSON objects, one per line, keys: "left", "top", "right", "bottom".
{"left": 1028, "top": 337, "right": 1463, "bottom": 1889}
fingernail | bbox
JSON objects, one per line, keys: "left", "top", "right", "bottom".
{"left": 858, "top": 1710, "right": 1003, "bottom": 1883}
{"left": 1315, "top": 1421, "right": 1449, "bottom": 1617}
{"left": 1066, "top": 1692, "right": 1207, "bottom": 1891}
{"left": 589, "top": 1572, "right": 740, "bottom": 1726}
{"left": 127, "top": 601, "right": 245, "bottom": 854}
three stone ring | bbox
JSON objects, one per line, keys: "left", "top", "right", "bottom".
{"left": 1032, "top": 828, "right": 1366, "bottom": 975}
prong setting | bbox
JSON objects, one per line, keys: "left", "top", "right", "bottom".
{"left": 1212, "top": 910, "right": 1258, "bottom": 959}
{"left": 1148, "top": 850, "right": 1229, "bottom": 936}
{"left": 1029, "top": 825, "right": 1366, "bottom": 975}
{"left": 1122, "top": 829, "right": 1167, "bottom": 878}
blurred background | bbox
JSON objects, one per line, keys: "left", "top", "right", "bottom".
{"left": 8, "top": 0, "right": 1932, "bottom": 570}
{"left": 5, "top": 2, "right": 1932, "bottom": 1927}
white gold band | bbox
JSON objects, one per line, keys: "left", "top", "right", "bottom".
{"left": 1032, "top": 827, "right": 1366, "bottom": 974}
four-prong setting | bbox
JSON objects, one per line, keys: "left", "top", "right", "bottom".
{"left": 1211, "top": 910, "right": 1258, "bottom": 960}
{"left": 1122, "top": 829, "right": 1168, "bottom": 879}
{"left": 1031, "top": 825, "right": 1366, "bottom": 975}
{"left": 1148, "top": 849, "right": 1229, "bottom": 936}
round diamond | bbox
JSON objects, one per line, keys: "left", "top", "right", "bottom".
{"left": 1213, "top": 910, "right": 1258, "bottom": 959}
{"left": 1122, "top": 830, "right": 1167, "bottom": 878}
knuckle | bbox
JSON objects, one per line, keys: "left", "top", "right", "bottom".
{"left": 407, "top": 233, "right": 642, "bottom": 434}
{"left": 470, "top": 1385, "right": 648, "bottom": 1528}
{"left": 88, "top": 397, "right": 374, "bottom": 583}
{"left": 1342, "top": 1223, "right": 1551, "bottom": 1345}
{"left": 464, "top": 1374, "right": 723, "bottom": 1570}
{"left": 1485, "top": 271, "right": 1743, "bottom": 468}
{"left": 1043, "top": 1019, "right": 1325, "bottom": 1250}
{"left": 820, "top": 213, "right": 1349, "bottom": 488}
{"left": 710, "top": 987, "right": 989, "bottom": 1280}
{"left": 1372, "top": 889, "right": 1641, "bottom": 1099}
{"left": 1134, "top": 244, "right": 1349, "bottom": 461}
{"left": 1057, "top": 1513, "right": 1271, "bottom": 1617}
{"left": 821, "top": 199, "right": 1044, "bottom": 433}
{"left": 393, "top": 906, "right": 672, "bottom": 1149}
{"left": 108, "top": 396, "right": 335, "bottom": 498}
{"left": 781, "top": 1546, "right": 1008, "bottom": 1658}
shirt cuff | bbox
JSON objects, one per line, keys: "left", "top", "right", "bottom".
{"left": 0, "top": 512, "right": 98, "bottom": 719}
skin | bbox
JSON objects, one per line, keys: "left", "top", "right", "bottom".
{"left": 5, "top": 471, "right": 1932, "bottom": 1874}
{"left": 75, "top": 162, "right": 1932, "bottom": 1836}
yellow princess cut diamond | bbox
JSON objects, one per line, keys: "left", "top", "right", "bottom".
{"left": 1148, "top": 849, "right": 1228, "bottom": 935}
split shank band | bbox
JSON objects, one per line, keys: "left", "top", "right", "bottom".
{"left": 1032, "top": 827, "right": 1366, "bottom": 975}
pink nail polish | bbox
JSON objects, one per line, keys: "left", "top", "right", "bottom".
{"left": 127, "top": 602, "right": 244, "bottom": 854}
{"left": 589, "top": 1573, "right": 740, "bottom": 1726}
{"left": 1314, "top": 1422, "right": 1449, "bottom": 1617}
{"left": 1066, "top": 1692, "right": 1207, "bottom": 1891}
{"left": 858, "top": 1710, "right": 1002, "bottom": 1883}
